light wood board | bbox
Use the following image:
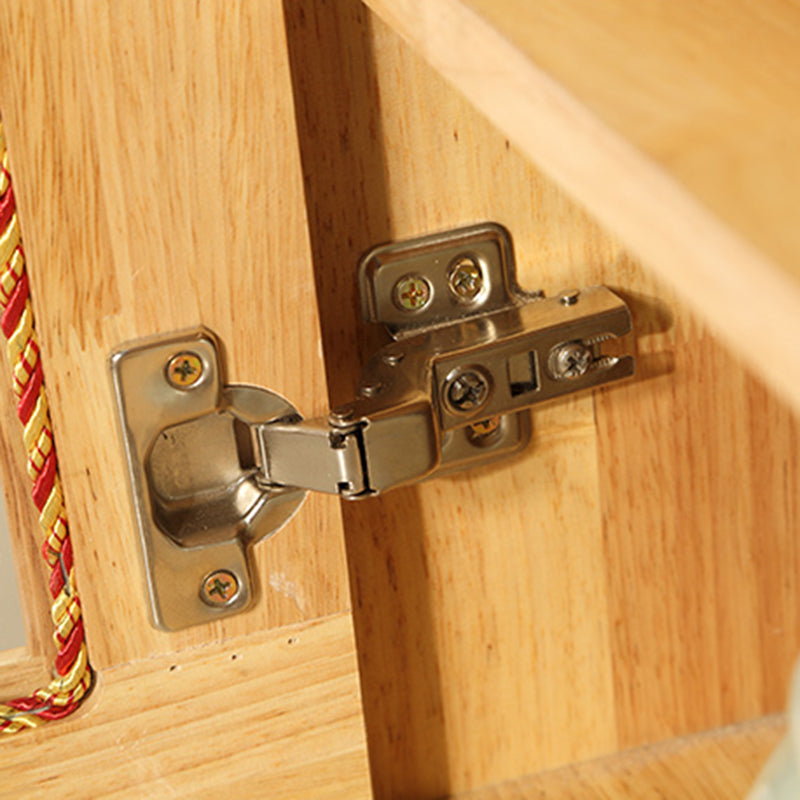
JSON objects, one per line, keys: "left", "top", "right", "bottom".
{"left": 285, "top": 2, "right": 800, "bottom": 795}
{"left": 0, "top": 3, "right": 372, "bottom": 796}
{"left": 361, "top": 0, "right": 800, "bottom": 419}
{"left": 0, "top": 614, "right": 372, "bottom": 800}
{"left": 0, "top": 0, "right": 353, "bottom": 669}
{"left": 457, "top": 715, "right": 785, "bottom": 800}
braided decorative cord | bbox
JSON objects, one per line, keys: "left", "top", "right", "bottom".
{"left": 0, "top": 121, "right": 92, "bottom": 733}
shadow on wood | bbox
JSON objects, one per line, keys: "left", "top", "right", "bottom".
{"left": 284, "top": 1, "right": 452, "bottom": 796}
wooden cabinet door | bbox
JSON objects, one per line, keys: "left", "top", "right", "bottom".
{"left": 0, "top": 3, "right": 372, "bottom": 798}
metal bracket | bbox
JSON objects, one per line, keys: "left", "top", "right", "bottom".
{"left": 111, "top": 223, "right": 634, "bottom": 630}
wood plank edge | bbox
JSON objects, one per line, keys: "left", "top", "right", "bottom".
{"left": 96, "top": 610, "right": 360, "bottom": 677}
{"left": 360, "top": 0, "right": 800, "bottom": 416}
{"left": 453, "top": 715, "right": 786, "bottom": 799}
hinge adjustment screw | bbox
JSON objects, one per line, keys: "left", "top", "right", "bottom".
{"left": 548, "top": 341, "right": 592, "bottom": 380}
{"left": 445, "top": 368, "right": 491, "bottom": 413}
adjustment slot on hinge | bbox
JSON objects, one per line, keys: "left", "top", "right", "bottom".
{"left": 111, "top": 222, "right": 635, "bottom": 630}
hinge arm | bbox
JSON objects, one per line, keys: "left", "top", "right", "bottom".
{"left": 255, "top": 394, "right": 440, "bottom": 499}
{"left": 256, "top": 420, "right": 370, "bottom": 498}
{"left": 253, "top": 285, "right": 634, "bottom": 500}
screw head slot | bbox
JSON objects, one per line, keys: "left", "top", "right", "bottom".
{"left": 448, "top": 256, "right": 485, "bottom": 303}
{"left": 166, "top": 352, "right": 204, "bottom": 389}
{"left": 200, "top": 569, "right": 240, "bottom": 607}
{"left": 393, "top": 274, "right": 432, "bottom": 312}
{"left": 444, "top": 367, "right": 491, "bottom": 414}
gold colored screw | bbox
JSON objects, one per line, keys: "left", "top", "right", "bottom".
{"left": 468, "top": 416, "right": 501, "bottom": 438}
{"left": 200, "top": 570, "right": 239, "bottom": 606}
{"left": 166, "top": 352, "right": 203, "bottom": 389}
{"left": 393, "top": 274, "right": 432, "bottom": 312}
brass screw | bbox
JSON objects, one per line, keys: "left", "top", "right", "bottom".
{"left": 468, "top": 416, "right": 501, "bottom": 438}
{"left": 448, "top": 256, "right": 484, "bottom": 303}
{"left": 166, "top": 352, "right": 203, "bottom": 389}
{"left": 393, "top": 274, "right": 432, "bottom": 312}
{"left": 467, "top": 415, "right": 503, "bottom": 447}
{"left": 200, "top": 570, "right": 239, "bottom": 606}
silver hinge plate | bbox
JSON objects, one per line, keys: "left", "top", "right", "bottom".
{"left": 111, "top": 330, "right": 308, "bottom": 630}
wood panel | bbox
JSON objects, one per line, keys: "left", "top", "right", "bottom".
{"left": 361, "top": 0, "right": 800, "bottom": 420}
{"left": 595, "top": 294, "right": 800, "bottom": 746}
{"left": 0, "top": 0, "right": 353, "bottom": 669}
{"left": 0, "top": 614, "right": 372, "bottom": 800}
{"left": 284, "top": 2, "right": 800, "bottom": 796}
{"left": 0, "top": 4, "right": 372, "bottom": 795}
{"left": 0, "top": 651, "right": 49, "bottom": 704}
{"left": 457, "top": 716, "right": 784, "bottom": 800}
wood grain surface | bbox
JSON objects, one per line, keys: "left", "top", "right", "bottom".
{"left": 0, "top": 614, "right": 372, "bottom": 800}
{"left": 0, "top": 0, "right": 354, "bottom": 668}
{"left": 0, "top": 2, "right": 798, "bottom": 799}
{"left": 361, "top": 0, "right": 800, "bottom": 419}
{"left": 0, "top": 5, "right": 372, "bottom": 794}
{"left": 0, "top": 651, "right": 49, "bottom": 705}
{"left": 285, "top": 2, "right": 800, "bottom": 796}
{"left": 457, "top": 715, "right": 785, "bottom": 800}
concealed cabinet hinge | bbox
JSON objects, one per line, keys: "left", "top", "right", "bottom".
{"left": 111, "top": 223, "right": 634, "bottom": 630}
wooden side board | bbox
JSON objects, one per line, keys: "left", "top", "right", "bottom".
{"left": 285, "top": 2, "right": 800, "bottom": 796}
{"left": 457, "top": 716, "right": 785, "bottom": 800}
{"left": 361, "top": 0, "right": 800, "bottom": 420}
{"left": 0, "top": 0, "right": 353, "bottom": 669}
{"left": 0, "top": 614, "right": 372, "bottom": 800}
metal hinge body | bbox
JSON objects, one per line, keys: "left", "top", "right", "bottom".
{"left": 111, "top": 223, "right": 634, "bottom": 629}
{"left": 257, "top": 284, "right": 631, "bottom": 498}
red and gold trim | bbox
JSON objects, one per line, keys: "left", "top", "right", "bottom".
{"left": 0, "top": 121, "right": 93, "bottom": 733}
